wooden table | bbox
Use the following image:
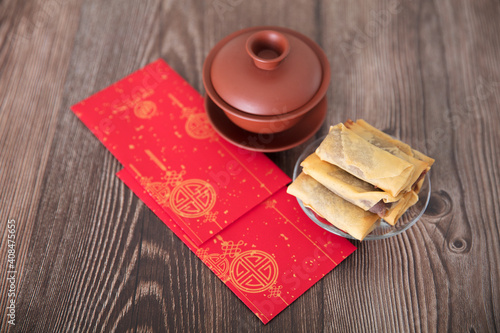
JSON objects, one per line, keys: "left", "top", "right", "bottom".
{"left": 1, "top": 0, "right": 499, "bottom": 331}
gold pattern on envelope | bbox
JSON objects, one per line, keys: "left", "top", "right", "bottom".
{"left": 134, "top": 100, "right": 158, "bottom": 119}
{"left": 198, "top": 241, "right": 285, "bottom": 305}
{"left": 167, "top": 93, "right": 216, "bottom": 140}
{"left": 162, "top": 169, "right": 186, "bottom": 187}
{"left": 203, "top": 211, "right": 219, "bottom": 224}
{"left": 196, "top": 248, "right": 209, "bottom": 260}
{"left": 221, "top": 240, "right": 244, "bottom": 258}
{"left": 112, "top": 87, "right": 154, "bottom": 116}
{"left": 169, "top": 179, "right": 217, "bottom": 218}
{"left": 145, "top": 149, "right": 167, "bottom": 171}
{"left": 143, "top": 181, "right": 171, "bottom": 206}
{"left": 168, "top": 93, "right": 198, "bottom": 119}
{"left": 185, "top": 113, "right": 217, "bottom": 140}
{"left": 204, "top": 254, "right": 230, "bottom": 280}
{"left": 267, "top": 284, "right": 283, "bottom": 298}
{"left": 229, "top": 250, "right": 279, "bottom": 293}
{"left": 264, "top": 198, "right": 277, "bottom": 209}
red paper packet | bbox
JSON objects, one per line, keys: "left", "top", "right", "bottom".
{"left": 72, "top": 59, "right": 289, "bottom": 245}
{"left": 72, "top": 59, "right": 357, "bottom": 324}
{"left": 117, "top": 169, "right": 356, "bottom": 324}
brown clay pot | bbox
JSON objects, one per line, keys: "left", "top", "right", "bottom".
{"left": 203, "top": 26, "right": 330, "bottom": 134}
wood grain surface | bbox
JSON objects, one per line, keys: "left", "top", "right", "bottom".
{"left": 1, "top": 0, "right": 499, "bottom": 332}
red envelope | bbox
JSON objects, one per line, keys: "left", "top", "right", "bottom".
{"left": 72, "top": 59, "right": 357, "bottom": 324}
{"left": 72, "top": 59, "right": 289, "bottom": 245}
{"left": 117, "top": 169, "right": 356, "bottom": 324}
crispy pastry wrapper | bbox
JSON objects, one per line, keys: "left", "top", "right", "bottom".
{"left": 316, "top": 123, "right": 415, "bottom": 197}
{"left": 354, "top": 119, "right": 435, "bottom": 170}
{"left": 383, "top": 173, "right": 427, "bottom": 225}
{"left": 383, "top": 190, "right": 419, "bottom": 225}
{"left": 346, "top": 119, "right": 413, "bottom": 155}
{"left": 287, "top": 173, "right": 380, "bottom": 241}
{"left": 347, "top": 119, "right": 435, "bottom": 170}
{"left": 301, "top": 153, "right": 402, "bottom": 213}
{"left": 345, "top": 119, "right": 433, "bottom": 190}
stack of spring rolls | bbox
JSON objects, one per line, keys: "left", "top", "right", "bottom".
{"left": 287, "top": 120, "right": 434, "bottom": 240}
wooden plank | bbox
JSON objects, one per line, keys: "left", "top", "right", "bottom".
{"left": 25, "top": 0, "right": 163, "bottom": 329}
{"left": 0, "top": 0, "right": 499, "bottom": 331}
{"left": 0, "top": 0, "right": 86, "bottom": 331}
{"left": 0, "top": 0, "right": 160, "bottom": 331}
{"left": 429, "top": 0, "right": 500, "bottom": 331}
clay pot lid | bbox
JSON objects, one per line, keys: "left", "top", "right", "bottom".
{"left": 209, "top": 28, "right": 323, "bottom": 116}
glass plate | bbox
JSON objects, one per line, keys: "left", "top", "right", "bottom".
{"left": 293, "top": 136, "right": 431, "bottom": 240}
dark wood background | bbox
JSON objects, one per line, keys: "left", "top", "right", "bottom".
{"left": 1, "top": 0, "right": 499, "bottom": 331}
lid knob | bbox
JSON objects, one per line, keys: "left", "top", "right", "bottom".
{"left": 245, "top": 30, "right": 290, "bottom": 70}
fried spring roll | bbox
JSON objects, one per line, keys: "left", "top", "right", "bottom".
{"left": 383, "top": 191, "right": 419, "bottom": 225}
{"left": 301, "top": 153, "right": 401, "bottom": 215}
{"left": 344, "top": 119, "right": 430, "bottom": 193}
{"left": 346, "top": 119, "right": 413, "bottom": 155}
{"left": 348, "top": 119, "right": 435, "bottom": 171}
{"left": 287, "top": 173, "right": 380, "bottom": 240}
{"left": 316, "top": 123, "right": 415, "bottom": 197}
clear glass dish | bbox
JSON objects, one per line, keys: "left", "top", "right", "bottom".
{"left": 293, "top": 136, "right": 431, "bottom": 241}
